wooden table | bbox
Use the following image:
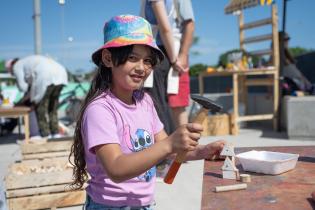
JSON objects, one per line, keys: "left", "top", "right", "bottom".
{"left": 198, "top": 68, "right": 279, "bottom": 134}
{"left": 201, "top": 146, "right": 315, "bottom": 210}
{"left": 0, "top": 106, "right": 30, "bottom": 142}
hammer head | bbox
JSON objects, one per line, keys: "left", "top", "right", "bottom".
{"left": 191, "top": 95, "right": 222, "bottom": 114}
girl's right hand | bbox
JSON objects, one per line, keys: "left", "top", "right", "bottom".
{"left": 166, "top": 123, "right": 203, "bottom": 154}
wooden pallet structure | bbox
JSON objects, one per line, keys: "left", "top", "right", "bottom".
{"left": 20, "top": 138, "right": 73, "bottom": 160}
{"left": 4, "top": 138, "right": 86, "bottom": 210}
{"left": 5, "top": 157, "right": 86, "bottom": 210}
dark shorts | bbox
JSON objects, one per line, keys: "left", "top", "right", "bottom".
{"left": 84, "top": 195, "right": 154, "bottom": 210}
{"left": 168, "top": 71, "right": 190, "bottom": 107}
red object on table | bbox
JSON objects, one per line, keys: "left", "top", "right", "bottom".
{"left": 201, "top": 146, "right": 315, "bottom": 210}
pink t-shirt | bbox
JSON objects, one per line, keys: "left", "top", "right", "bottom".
{"left": 82, "top": 90, "right": 163, "bottom": 207}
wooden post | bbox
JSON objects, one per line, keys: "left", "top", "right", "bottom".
{"left": 233, "top": 73, "right": 239, "bottom": 134}
{"left": 24, "top": 113, "right": 30, "bottom": 143}
{"left": 238, "top": 12, "right": 244, "bottom": 51}
{"left": 272, "top": 4, "right": 279, "bottom": 131}
{"left": 198, "top": 73, "right": 204, "bottom": 96}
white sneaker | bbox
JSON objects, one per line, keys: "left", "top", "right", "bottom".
{"left": 30, "top": 135, "right": 43, "bottom": 140}
{"left": 52, "top": 133, "right": 64, "bottom": 138}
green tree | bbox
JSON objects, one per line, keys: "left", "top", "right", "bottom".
{"left": 189, "top": 63, "right": 207, "bottom": 77}
{"left": 289, "top": 47, "right": 314, "bottom": 57}
{"left": 0, "top": 60, "right": 5, "bottom": 72}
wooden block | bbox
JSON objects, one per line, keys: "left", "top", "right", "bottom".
{"left": 21, "top": 141, "right": 72, "bottom": 154}
{"left": 207, "top": 114, "right": 230, "bottom": 136}
{"left": 7, "top": 190, "right": 85, "bottom": 210}
{"left": 201, "top": 116, "right": 209, "bottom": 136}
{"left": 221, "top": 157, "right": 237, "bottom": 171}
{"left": 240, "top": 174, "right": 251, "bottom": 183}
{"left": 222, "top": 170, "right": 238, "bottom": 180}
{"left": 220, "top": 144, "right": 235, "bottom": 157}
{"left": 215, "top": 183, "right": 247, "bottom": 192}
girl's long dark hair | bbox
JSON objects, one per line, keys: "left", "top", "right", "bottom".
{"left": 69, "top": 45, "right": 160, "bottom": 189}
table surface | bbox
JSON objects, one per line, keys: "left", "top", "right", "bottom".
{"left": 0, "top": 106, "right": 30, "bottom": 115}
{"left": 201, "top": 146, "right": 315, "bottom": 210}
{"left": 200, "top": 67, "right": 277, "bottom": 77}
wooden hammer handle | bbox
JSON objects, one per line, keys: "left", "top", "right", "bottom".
{"left": 164, "top": 108, "right": 208, "bottom": 184}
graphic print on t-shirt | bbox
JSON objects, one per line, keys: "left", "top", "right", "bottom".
{"left": 124, "top": 125, "right": 156, "bottom": 182}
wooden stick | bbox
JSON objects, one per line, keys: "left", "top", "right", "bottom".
{"left": 215, "top": 183, "right": 247, "bottom": 192}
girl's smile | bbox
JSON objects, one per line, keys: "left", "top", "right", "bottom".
{"left": 106, "top": 45, "right": 154, "bottom": 104}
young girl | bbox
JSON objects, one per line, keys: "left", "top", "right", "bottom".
{"left": 70, "top": 14, "right": 225, "bottom": 210}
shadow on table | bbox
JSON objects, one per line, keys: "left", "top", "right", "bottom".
{"left": 299, "top": 156, "right": 315, "bottom": 163}
{"left": 306, "top": 198, "right": 315, "bottom": 209}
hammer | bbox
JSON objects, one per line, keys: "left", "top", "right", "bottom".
{"left": 163, "top": 95, "right": 223, "bottom": 184}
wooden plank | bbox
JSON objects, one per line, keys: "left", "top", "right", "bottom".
{"left": 241, "top": 18, "right": 272, "bottom": 30}
{"left": 22, "top": 151, "right": 71, "bottom": 160}
{"left": 21, "top": 141, "right": 72, "bottom": 154}
{"left": 0, "top": 106, "right": 30, "bottom": 116}
{"left": 9, "top": 158, "right": 72, "bottom": 174}
{"left": 237, "top": 114, "right": 274, "bottom": 122}
{"left": 197, "top": 68, "right": 276, "bottom": 78}
{"left": 242, "top": 34, "right": 272, "bottom": 44}
{"left": 7, "top": 190, "right": 85, "bottom": 210}
{"left": 239, "top": 12, "right": 244, "bottom": 51}
{"left": 6, "top": 183, "right": 87, "bottom": 198}
{"left": 245, "top": 78, "right": 274, "bottom": 86}
{"left": 5, "top": 170, "right": 73, "bottom": 190}
{"left": 7, "top": 184, "right": 71, "bottom": 198}
{"left": 272, "top": 4, "right": 280, "bottom": 131}
{"left": 249, "top": 49, "right": 272, "bottom": 57}
{"left": 198, "top": 73, "right": 204, "bottom": 95}
{"left": 23, "top": 114, "right": 30, "bottom": 143}
{"left": 21, "top": 156, "right": 72, "bottom": 164}
{"left": 232, "top": 74, "right": 239, "bottom": 135}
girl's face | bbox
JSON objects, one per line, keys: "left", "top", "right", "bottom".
{"left": 111, "top": 45, "right": 154, "bottom": 94}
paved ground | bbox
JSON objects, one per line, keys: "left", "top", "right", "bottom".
{"left": 1, "top": 127, "right": 315, "bottom": 210}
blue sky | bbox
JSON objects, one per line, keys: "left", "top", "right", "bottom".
{"left": 0, "top": 0, "right": 314, "bottom": 74}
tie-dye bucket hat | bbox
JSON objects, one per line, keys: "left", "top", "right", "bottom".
{"left": 92, "top": 14, "right": 164, "bottom": 65}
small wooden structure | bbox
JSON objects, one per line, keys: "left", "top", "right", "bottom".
{"left": 220, "top": 144, "right": 239, "bottom": 179}
{"left": 5, "top": 157, "right": 85, "bottom": 210}
{"left": 4, "top": 138, "right": 86, "bottom": 210}
{"left": 199, "top": 1, "right": 279, "bottom": 134}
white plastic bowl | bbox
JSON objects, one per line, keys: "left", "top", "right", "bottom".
{"left": 236, "top": 150, "right": 299, "bottom": 175}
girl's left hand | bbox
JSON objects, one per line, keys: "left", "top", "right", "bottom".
{"left": 203, "top": 140, "right": 226, "bottom": 161}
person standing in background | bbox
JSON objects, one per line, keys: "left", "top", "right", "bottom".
{"left": 8, "top": 55, "right": 68, "bottom": 138}
{"left": 167, "top": 0, "right": 195, "bottom": 127}
{"left": 141, "top": 0, "right": 185, "bottom": 135}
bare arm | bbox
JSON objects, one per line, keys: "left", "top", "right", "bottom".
{"left": 177, "top": 20, "right": 194, "bottom": 70}
{"left": 151, "top": 1, "right": 185, "bottom": 72}
{"left": 96, "top": 123, "right": 202, "bottom": 183}
{"left": 155, "top": 125, "right": 226, "bottom": 162}
{"left": 151, "top": 1, "right": 176, "bottom": 63}
{"left": 185, "top": 140, "right": 226, "bottom": 161}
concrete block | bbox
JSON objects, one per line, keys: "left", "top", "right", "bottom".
{"left": 286, "top": 96, "right": 315, "bottom": 140}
